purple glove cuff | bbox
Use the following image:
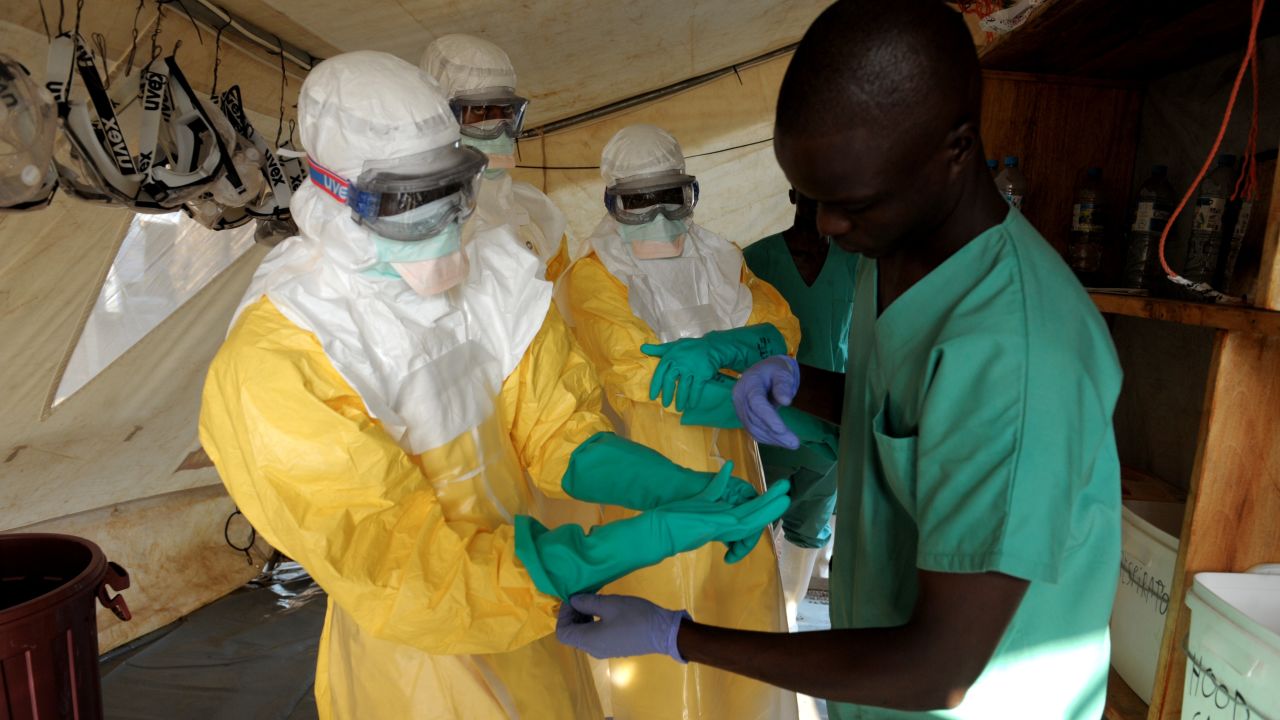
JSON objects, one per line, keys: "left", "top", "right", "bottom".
{"left": 661, "top": 609, "right": 694, "bottom": 663}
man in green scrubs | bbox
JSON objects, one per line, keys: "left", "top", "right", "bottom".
{"left": 744, "top": 191, "right": 858, "bottom": 598}
{"left": 555, "top": 2, "right": 1123, "bottom": 718}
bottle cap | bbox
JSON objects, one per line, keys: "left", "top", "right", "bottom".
{"left": 1003, "top": 156, "right": 1018, "bottom": 166}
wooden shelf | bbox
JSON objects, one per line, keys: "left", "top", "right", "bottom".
{"left": 979, "top": 0, "right": 1280, "bottom": 79}
{"left": 1090, "top": 292, "right": 1280, "bottom": 336}
{"left": 1105, "top": 668, "right": 1151, "bottom": 720}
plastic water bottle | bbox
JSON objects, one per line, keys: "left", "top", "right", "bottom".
{"left": 1068, "top": 167, "right": 1106, "bottom": 285}
{"left": 1216, "top": 195, "right": 1253, "bottom": 292}
{"left": 1122, "top": 165, "right": 1175, "bottom": 290}
{"left": 987, "top": 158, "right": 999, "bottom": 179}
{"left": 1181, "top": 155, "right": 1235, "bottom": 289}
{"left": 995, "top": 156, "right": 1027, "bottom": 210}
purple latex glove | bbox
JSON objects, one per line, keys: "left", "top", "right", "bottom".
{"left": 732, "top": 355, "right": 802, "bottom": 449}
{"left": 557, "top": 594, "right": 691, "bottom": 663}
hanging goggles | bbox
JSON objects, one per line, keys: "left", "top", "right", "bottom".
{"left": 46, "top": 35, "right": 228, "bottom": 212}
{"left": 449, "top": 88, "right": 529, "bottom": 140}
{"left": 0, "top": 54, "right": 58, "bottom": 211}
{"left": 308, "top": 143, "right": 488, "bottom": 242}
{"left": 604, "top": 171, "right": 699, "bottom": 226}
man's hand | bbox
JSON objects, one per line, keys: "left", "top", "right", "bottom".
{"left": 557, "top": 594, "right": 690, "bottom": 662}
{"left": 733, "top": 355, "right": 802, "bottom": 449}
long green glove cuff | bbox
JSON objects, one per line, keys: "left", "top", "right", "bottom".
{"left": 561, "top": 432, "right": 720, "bottom": 511}
{"left": 515, "top": 515, "right": 662, "bottom": 599}
{"left": 515, "top": 478, "right": 794, "bottom": 599}
{"left": 704, "top": 323, "right": 788, "bottom": 372}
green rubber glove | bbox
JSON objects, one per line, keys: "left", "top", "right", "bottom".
{"left": 641, "top": 324, "right": 787, "bottom": 412}
{"left": 515, "top": 477, "right": 793, "bottom": 599}
{"left": 561, "top": 432, "right": 757, "bottom": 510}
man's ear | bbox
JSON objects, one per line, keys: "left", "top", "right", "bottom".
{"left": 944, "top": 119, "right": 979, "bottom": 174}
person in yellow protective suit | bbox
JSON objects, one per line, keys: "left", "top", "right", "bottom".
{"left": 421, "top": 34, "right": 572, "bottom": 281}
{"left": 561, "top": 123, "right": 803, "bottom": 720}
{"left": 199, "top": 53, "right": 789, "bottom": 720}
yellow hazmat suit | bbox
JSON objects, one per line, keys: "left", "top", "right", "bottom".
{"left": 200, "top": 51, "right": 607, "bottom": 720}
{"left": 564, "top": 232, "right": 801, "bottom": 719}
{"left": 202, "top": 299, "right": 605, "bottom": 719}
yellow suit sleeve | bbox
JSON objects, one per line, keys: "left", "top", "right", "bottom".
{"left": 199, "top": 298, "right": 558, "bottom": 656}
{"left": 544, "top": 234, "right": 570, "bottom": 284}
{"left": 561, "top": 255, "right": 666, "bottom": 408}
{"left": 742, "top": 264, "right": 801, "bottom": 356}
{"left": 500, "top": 305, "right": 612, "bottom": 499}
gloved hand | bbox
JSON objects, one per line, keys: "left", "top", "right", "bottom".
{"left": 641, "top": 324, "right": 787, "bottom": 411}
{"left": 680, "top": 373, "right": 836, "bottom": 451}
{"left": 516, "top": 478, "right": 792, "bottom": 599}
{"left": 562, "top": 432, "right": 756, "bottom": 510}
{"left": 557, "top": 593, "right": 690, "bottom": 662}
{"left": 733, "top": 355, "right": 802, "bottom": 449}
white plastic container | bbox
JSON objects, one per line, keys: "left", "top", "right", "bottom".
{"left": 1112, "top": 500, "right": 1184, "bottom": 703}
{"left": 1182, "top": 569, "right": 1280, "bottom": 720}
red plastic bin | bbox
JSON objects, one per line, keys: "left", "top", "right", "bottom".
{"left": 0, "top": 533, "right": 131, "bottom": 720}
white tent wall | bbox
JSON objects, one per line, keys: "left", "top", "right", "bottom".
{"left": 1, "top": 12, "right": 299, "bottom": 650}
{"left": 511, "top": 52, "right": 797, "bottom": 254}
{"left": 213, "top": 0, "right": 831, "bottom": 128}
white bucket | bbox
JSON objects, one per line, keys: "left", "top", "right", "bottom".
{"left": 1111, "top": 500, "right": 1184, "bottom": 703}
{"left": 1182, "top": 568, "right": 1280, "bottom": 720}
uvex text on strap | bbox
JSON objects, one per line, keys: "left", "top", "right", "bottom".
{"left": 218, "top": 85, "right": 295, "bottom": 218}
{"left": 307, "top": 157, "right": 350, "bottom": 203}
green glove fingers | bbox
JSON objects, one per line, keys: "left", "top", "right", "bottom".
{"left": 514, "top": 479, "right": 792, "bottom": 599}
{"left": 642, "top": 324, "right": 788, "bottom": 411}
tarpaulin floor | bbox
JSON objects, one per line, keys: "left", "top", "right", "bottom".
{"left": 99, "top": 563, "right": 833, "bottom": 720}
{"left": 101, "top": 563, "right": 325, "bottom": 720}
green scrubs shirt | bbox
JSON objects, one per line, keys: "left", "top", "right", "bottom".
{"left": 743, "top": 233, "right": 859, "bottom": 373}
{"left": 829, "top": 209, "right": 1122, "bottom": 720}
{"left": 744, "top": 234, "right": 859, "bottom": 547}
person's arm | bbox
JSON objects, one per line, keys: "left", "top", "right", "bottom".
{"left": 200, "top": 299, "right": 559, "bottom": 656}
{"left": 791, "top": 363, "right": 845, "bottom": 424}
{"left": 501, "top": 305, "right": 612, "bottom": 499}
{"left": 676, "top": 570, "right": 1027, "bottom": 711}
{"left": 561, "top": 255, "right": 670, "bottom": 406}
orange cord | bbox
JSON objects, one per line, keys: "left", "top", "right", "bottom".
{"left": 1158, "top": 0, "right": 1266, "bottom": 283}
{"left": 1232, "top": 39, "right": 1261, "bottom": 203}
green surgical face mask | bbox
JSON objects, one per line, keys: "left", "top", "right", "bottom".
{"left": 462, "top": 135, "right": 516, "bottom": 171}
{"left": 620, "top": 216, "right": 688, "bottom": 259}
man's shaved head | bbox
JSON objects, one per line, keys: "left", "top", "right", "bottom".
{"left": 773, "top": 0, "right": 990, "bottom": 259}
{"left": 777, "top": 0, "right": 981, "bottom": 145}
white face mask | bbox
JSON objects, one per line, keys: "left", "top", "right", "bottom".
{"left": 393, "top": 249, "right": 470, "bottom": 296}
{"left": 619, "top": 216, "right": 688, "bottom": 259}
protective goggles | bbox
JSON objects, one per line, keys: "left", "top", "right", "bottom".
{"left": 449, "top": 88, "right": 529, "bottom": 140}
{"left": 604, "top": 172, "right": 699, "bottom": 225}
{"left": 308, "top": 143, "right": 488, "bottom": 242}
{"left": 0, "top": 55, "right": 57, "bottom": 210}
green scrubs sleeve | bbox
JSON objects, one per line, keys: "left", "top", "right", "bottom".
{"left": 908, "top": 328, "right": 1117, "bottom": 584}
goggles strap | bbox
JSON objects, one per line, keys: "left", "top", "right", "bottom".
{"left": 219, "top": 85, "right": 294, "bottom": 217}
{"left": 307, "top": 157, "right": 350, "bottom": 204}
{"left": 72, "top": 35, "right": 139, "bottom": 177}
